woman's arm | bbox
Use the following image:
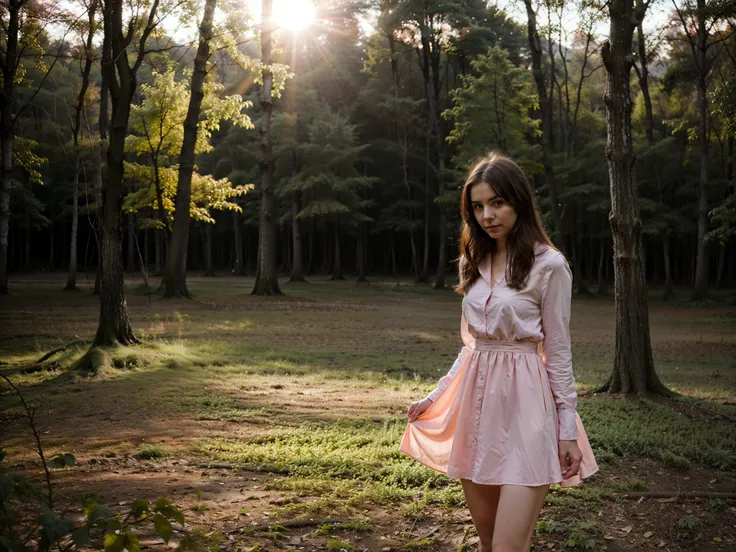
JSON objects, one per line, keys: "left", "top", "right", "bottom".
{"left": 426, "top": 345, "right": 469, "bottom": 403}
{"left": 540, "top": 255, "right": 579, "bottom": 441}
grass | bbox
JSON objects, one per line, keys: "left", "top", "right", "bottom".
{"left": 1, "top": 274, "right": 735, "bottom": 549}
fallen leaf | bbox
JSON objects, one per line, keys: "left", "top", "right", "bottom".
{"left": 604, "top": 535, "right": 615, "bottom": 540}
{"left": 657, "top": 497, "right": 676, "bottom": 503}
{"left": 657, "top": 541, "right": 666, "bottom": 548}
{"left": 622, "top": 526, "right": 633, "bottom": 535}
{"left": 644, "top": 531, "right": 653, "bottom": 538}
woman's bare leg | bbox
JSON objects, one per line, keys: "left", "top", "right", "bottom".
{"left": 491, "top": 484, "right": 549, "bottom": 552}
{"left": 460, "top": 480, "right": 501, "bottom": 552}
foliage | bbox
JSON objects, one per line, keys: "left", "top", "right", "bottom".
{"left": 123, "top": 68, "right": 254, "bottom": 228}
{"left": 0, "top": 375, "right": 200, "bottom": 552}
{"left": 444, "top": 45, "right": 541, "bottom": 170}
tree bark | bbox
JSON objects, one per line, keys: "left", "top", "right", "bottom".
{"left": 0, "top": 0, "right": 23, "bottom": 295}
{"left": 331, "top": 222, "right": 344, "bottom": 280}
{"left": 597, "top": 243, "right": 608, "bottom": 295}
{"left": 126, "top": 211, "right": 136, "bottom": 273}
{"left": 66, "top": 0, "right": 97, "bottom": 291}
{"left": 164, "top": 0, "right": 217, "bottom": 298}
{"left": 204, "top": 223, "right": 215, "bottom": 276}
{"left": 233, "top": 210, "right": 245, "bottom": 276}
{"left": 289, "top": 187, "right": 305, "bottom": 281}
{"left": 93, "top": 0, "right": 159, "bottom": 346}
{"left": 410, "top": 230, "right": 419, "bottom": 281}
{"left": 600, "top": 0, "right": 672, "bottom": 396}
{"left": 65, "top": 156, "right": 81, "bottom": 290}
{"left": 691, "top": 5, "right": 709, "bottom": 300}
{"left": 356, "top": 228, "right": 367, "bottom": 283}
{"left": 252, "top": 0, "right": 282, "bottom": 295}
{"left": 663, "top": 235, "right": 673, "bottom": 300}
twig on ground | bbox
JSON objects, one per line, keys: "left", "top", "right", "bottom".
{"left": 624, "top": 491, "right": 736, "bottom": 499}
{"left": 228, "top": 518, "right": 345, "bottom": 534}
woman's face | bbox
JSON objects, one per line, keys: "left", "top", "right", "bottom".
{"left": 470, "top": 181, "right": 518, "bottom": 244}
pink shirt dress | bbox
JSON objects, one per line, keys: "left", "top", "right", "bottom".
{"left": 400, "top": 245, "right": 598, "bottom": 487}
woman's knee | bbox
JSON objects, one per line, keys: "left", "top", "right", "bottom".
{"left": 490, "top": 541, "right": 526, "bottom": 552}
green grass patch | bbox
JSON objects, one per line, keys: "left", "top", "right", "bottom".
{"left": 135, "top": 444, "right": 167, "bottom": 460}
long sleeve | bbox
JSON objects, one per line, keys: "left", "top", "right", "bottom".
{"left": 426, "top": 346, "right": 469, "bottom": 403}
{"left": 540, "top": 256, "right": 578, "bottom": 441}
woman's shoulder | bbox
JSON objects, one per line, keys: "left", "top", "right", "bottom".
{"left": 533, "top": 243, "right": 569, "bottom": 273}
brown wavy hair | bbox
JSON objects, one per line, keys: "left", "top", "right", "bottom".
{"left": 455, "top": 151, "right": 556, "bottom": 294}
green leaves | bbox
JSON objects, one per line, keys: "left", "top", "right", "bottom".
{"left": 38, "top": 506, "right": 75, "bottom": 549}
{"left": 444, "top": 45, "right": 540, "bottom": 167}
{"left": 48, "top": 453, "right": 77, "bottom": 469}
{"left": 153, "top": 514, "right": 174, "bottom": 543}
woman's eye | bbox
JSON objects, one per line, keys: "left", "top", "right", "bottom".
{"left": 473, "top": 204, "right": 482, "bottom": 210}
{"left": 493, "top": 200, "right": 505, "bottom": 207}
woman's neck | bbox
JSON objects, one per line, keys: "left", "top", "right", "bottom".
{"left": 495, "top": 238, "right": 507, "bottom": 255}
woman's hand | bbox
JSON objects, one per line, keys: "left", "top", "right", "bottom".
{"left": 407, "top": 398, "right": 433, "bottom": 422}
{"left": 559, "top": 440, "right": 582, "bottom": 479}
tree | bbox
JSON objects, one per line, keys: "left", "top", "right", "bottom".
{"left": 522, "top": 0, "right": 565, "bottom": 249}
{"left": 65, "top": 0, "right": 99, "bottom": 291}
{"left": 122, "top": 68, "right": 252, "bottom": 270}
{"left": 444, "top": 45, "right": 541, "bottom": 168}
{"left": 671, "top": 0, "right": 736, "bottom": 300}
{"left": 252, "top": 0, "right": 281, "bottom": 295}
{"left": 0, "top": 1, "right": 62, "bottom": 294}
{"left": 283, "top": 110, "right": 376, "bottom": 280}
{"left": 165, "top": 0, "right": 223, "bottom": 297}
{"left": 93, "top": 0, "right": 162, "bottom": 346}
{"left": 600, "top": 0, "right": 672, "bottom": 395}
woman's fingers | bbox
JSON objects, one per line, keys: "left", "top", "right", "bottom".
{"left": 559, "top": 451, "right": 569, "bottom": 474}
{"left": 561, "top": 453, "right": 582, "bottom": 480}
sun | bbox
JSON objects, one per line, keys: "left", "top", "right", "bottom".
{"left": 273, "top": 0, "right": 316, "bottom": 31}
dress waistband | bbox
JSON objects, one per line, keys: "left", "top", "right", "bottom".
{"left": 471, "top": 340, "right": 540, "bottom": 353}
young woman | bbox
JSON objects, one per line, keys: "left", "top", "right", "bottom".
{"left": 400, "top": 151, "right": 598, "bottom": 552}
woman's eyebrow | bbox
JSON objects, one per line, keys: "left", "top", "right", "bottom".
{"left": 472, "top": 195, "right": 499, "bottom": 203}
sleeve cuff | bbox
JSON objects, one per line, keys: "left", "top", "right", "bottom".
{"left": 558, "top": 407, "right": 579, "bottom": 441}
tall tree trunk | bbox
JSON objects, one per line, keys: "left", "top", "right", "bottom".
{"left": 66, "top": 0, "right": 97, "bottom": 292}
{"left": 409, "top": 230, "right": 419, "bottom": 281}
{"left": 126, "top": 211, "right": 136, "bottom": 273}
{"left": 331, "top": 222, "right": 344, "bottom": 280}
{"left": 420, "top": 133, "right": 430, "bottom": 283}
{"left": 252, "top": 0, "right": 281, "bottom": 295}
{"left": 663, "top": 235, "right": 673, "bottom": 300}
{"left": 356, "top": 228, "right": 367, "bottom": 283}
{"left": 572, "top": 236, "right": 591, "bottom": 295}
{"left": 204, "top": 223, "right": 215, "bottom": 276}
{"left": 523, "top": 0, "right": 565, "bottom": 249}
{"left": 65, "top": 156, "right": 80, "bottom": 289}
{"left": 597, "top": 243, "right": 608, "bottom": 295}
{"left": 0, "top": 126, "right": 13, "bottom": 294}
{"left": 0, "top": 0, "right": 22, "bottom": 295}
{"left": 23, "top": 198, "right": 30, "bottom": 270}
{"left": 600, "top": 0, "right": 671, "bottom": 396}
{"left": 93, "top": 0, "right": 158, "bottom": 346}
{"left": 289, "top": 190, "right": 306, "bottom": 281}
{"left": 233, "top": 210, "right": 245, "bottom": 276}
{"left": 691, "top": 19, "right": 709, "bottom": 300}
{"left": 390, "top": 235, "right": 398, "bottom": 278}
{"left": 164, "top": 0, "right": 217, "bottom": 298}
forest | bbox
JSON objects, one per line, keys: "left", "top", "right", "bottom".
{"left": 2, "top": 2, "right": 736, "bottom": 551}
{"left": 1, "top": 0, "right": 734, "bottom": 302}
